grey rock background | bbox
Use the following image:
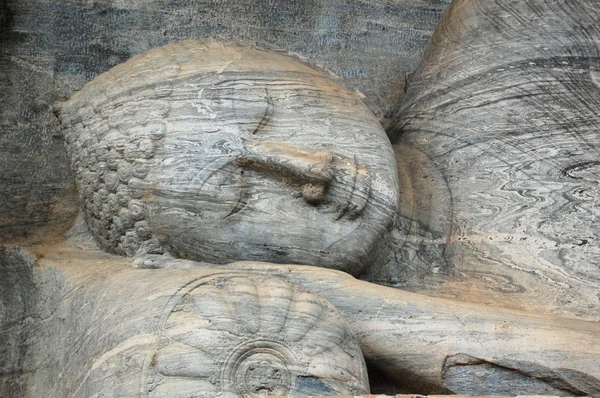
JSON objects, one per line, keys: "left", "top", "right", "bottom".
{"left": 0, "top": 247, "right": 37, "bottom": 397}
{"left": 0, "top": 0, "right": 451, "bottom": 241}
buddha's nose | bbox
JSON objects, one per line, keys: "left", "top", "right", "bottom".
{"left": 233, "top": 141, "right": 371, "bottom": 219}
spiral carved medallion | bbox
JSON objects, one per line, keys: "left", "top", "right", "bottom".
{"left": 143, "top": 273, "right": 369, "bottom": 397}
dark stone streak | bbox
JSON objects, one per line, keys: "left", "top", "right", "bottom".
{"left": 442, "top": 353, "right": 600, "bottom": 397}
{"left": 0, "top": 247, "right": 37, "bottom": 398}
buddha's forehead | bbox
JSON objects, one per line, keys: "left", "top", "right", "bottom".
{"left": 64, "top": 39, "right": 389, "bottom": 157}
{"left": 66, "top": 39, "right": 326, "bottom": 111}
{"left": 162, "top": 72, "right": 387, "bottom": 157}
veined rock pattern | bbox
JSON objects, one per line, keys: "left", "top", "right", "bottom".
{"left": 58, "top": 39, "right": 399, "bottom": 275}
{"left": 0, "top": 0, "right": 452, "bottom": 242}
{"left": 143, "top": 273, "right": 369, "bottom": 397}
{"left": 391, "top": 0, "right": 600, "bottom": 319}
{"left": 10, "top": 244, "right": 600, "bottom": 398}
{"left": 4, "top": 0, "right": 600, "bottom": 397}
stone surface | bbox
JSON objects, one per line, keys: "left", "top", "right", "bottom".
{"left": 0, "top": 247, "right": 37, "bottom": 397}
{"left": 0, "top": 0, "right": 451, "bottom": 242}
{"left": 143, "top": 273, "right": 370, "bottom": 397}
{"left": 1, "top": 246, "right": 368, "bottom": 397}
{"left": 5, "top": 236, "right": 600, "bottom": 397}
{"left": 268, "top": 396, "right": 584, "bottom": 398}
{"left": 58, "top": 39, "right": 399, "bottom": 274}
{"left": 388, "top": 0, "right": 600, "bottom": 320}
{"left": 157, "top": 257, "right": 600, "bottom": 397}
{"left": 2, "top": 0, "right": 599, "bottom": 396}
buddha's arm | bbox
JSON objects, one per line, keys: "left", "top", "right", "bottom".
{"left": 136, "top": 254, "right": 600, "bottom": 396}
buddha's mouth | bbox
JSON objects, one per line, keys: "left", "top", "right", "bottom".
{"left": 233, "top": 140, "right": 371, "bottom": 220}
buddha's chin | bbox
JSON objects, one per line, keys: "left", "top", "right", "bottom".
{"left": 161, "top": 237, "right": 371, "bottom": 275}
{"left": 143, "top": 180, "right": 395, "bottom": 274}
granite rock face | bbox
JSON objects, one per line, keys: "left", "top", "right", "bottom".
{"left": 8, "top": 246, "right": 369, "bottom": 398}
{"left": 391, "top": 0, "right": 600, "bottom": 320}
{"left": 5, "top": 239, "right": 600, "bottom": 397}
{"left": 0, "top": 247, "right": 37, "bottom": 397}
{"left": 0, "top": 0, "right": 451, "bottom": 242}
{"left": 2, "top": 0, "right": 600, "bottom": 396}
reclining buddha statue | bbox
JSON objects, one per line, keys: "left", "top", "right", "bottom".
{"left": 58, "top": 39, "right": 399, "bottom": 276}
{"left": 2, "top": 0, "right": 599, "bottom": 396}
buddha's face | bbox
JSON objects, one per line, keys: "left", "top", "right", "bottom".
{"left": 61, "top": 40, "right": 398, "bottom": 275}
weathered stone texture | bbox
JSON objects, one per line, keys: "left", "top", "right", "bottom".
{"left": 58, "top": 40, "right": 399, "bottom": 274}
{"left": 268, "top": 395, "right": 584, "bottom": 398}
{"left": 11, "top": 247, "right": 368, "bottom": 397}
{"left": 0, "top": 0, "right": 451, "bottom": 241}
{"left": 0, "top": 247, "right": 37, "bottom": 398}
{"left": 2, "top": 1, "right": 599, "bottom": 397}
{"left": 391, "top": 0, "right": 600, "bottom": 320}
{"left": 13, "top": 239, "right": 600, "bottom": 397}
{"left": 270, "top": 396, "right": 584, "bottom": 398}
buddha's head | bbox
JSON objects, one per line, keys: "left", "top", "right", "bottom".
{"left": 59, "top": 39, "right": 399, "bottom": 275}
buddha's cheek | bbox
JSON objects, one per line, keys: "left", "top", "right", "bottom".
{"left": 143, "top": 180, "right": 374, "bottom": 272}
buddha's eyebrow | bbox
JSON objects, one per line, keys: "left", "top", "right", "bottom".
{"left": 251, "top": 88, "right": 273, "bottom": 135}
